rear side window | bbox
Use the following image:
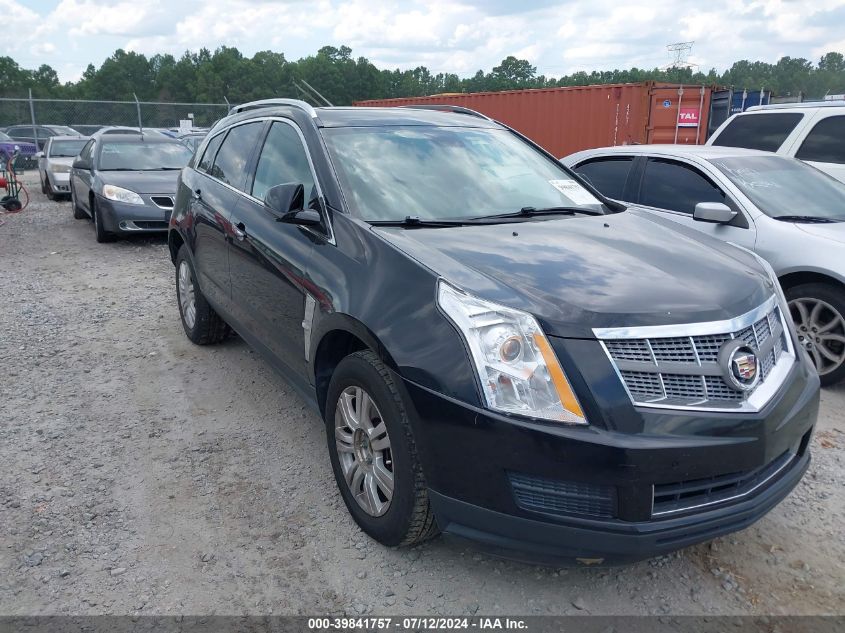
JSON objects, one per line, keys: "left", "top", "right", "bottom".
{"left": 795, "top": 116, "right": 845, "bottom": 164}
{"left": 711, "top": 113, "right": 803, "bottom": 152}
{"left": 639, "top": 159, "right": 726, "bottom": 214}
{"left": 572, "top": 157, "right": 633, "bottom": 200}
{"left": 198, "top": 133, "right": 224, "bottom": 174}
{"left": 209, "top": 122, "right": 263, "bottom": 189}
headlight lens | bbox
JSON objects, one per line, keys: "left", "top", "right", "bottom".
{"left": 437, "top": 280, "right": 586, "bottom": 424}
{"left": 102, "top": 184, "right": 144, "bottom": 205}
{"left": 50, "top": 162, "right": 70, "bottom": 173}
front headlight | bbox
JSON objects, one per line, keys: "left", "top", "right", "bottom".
{"left": 50, "top": 162, "right": 70, "bottom": 173}
{"left": 437, "top": 280, "right": 586, "bottom": 424}
{"left": 102, "top": 184, "right": 144, "bottom": 205}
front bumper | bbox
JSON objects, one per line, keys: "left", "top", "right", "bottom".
{"left": 47, "top": 171, "right": 71, "bottom": 194}
{"left": 96, "top": 194, "right": 172, "bottom": 233}
{"left": 400, "top": 347, "right": 819, "bottom": 565}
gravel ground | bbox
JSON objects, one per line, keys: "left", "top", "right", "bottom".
{"left": 1, "top": 175, "right": 843, "bottom": 617}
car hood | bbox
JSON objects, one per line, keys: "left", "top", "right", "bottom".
{"left": 373, "top": 207, "right": 774, "bottom": 338}
{"left": 794, "top": 221, "right": 845, "bottom": 246}
{"left": 47, "top": 157, "right": 75, "bottom": 167}
{"left": 97, "top": 170, "right": 180, "bottom": 194}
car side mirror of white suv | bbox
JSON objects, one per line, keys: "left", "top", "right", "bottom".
{"left": 694, "top": 202, "right": 737, "bottom": 224}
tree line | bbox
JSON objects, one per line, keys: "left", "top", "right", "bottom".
{"left": 2, "top": 45, "right": 844, "bottom": 106}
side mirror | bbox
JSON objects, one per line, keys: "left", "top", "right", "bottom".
{"left": 264, "top": 183, "right": 323, "bottom": 227}
{"left": 72, "top": 158, "right": 90, "bottom": 170}
{"left": 693, "top": 202, "right": 737, "bottom": 224}
{"left": 34, "top": 151, "right": 43, "bottom": 159}
{"left": 264, "top": 182, "right": 304, "bottom": 214}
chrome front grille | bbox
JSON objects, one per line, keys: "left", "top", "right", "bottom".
{"left": 596, "top": 297, "right": 795, "bottom": 412}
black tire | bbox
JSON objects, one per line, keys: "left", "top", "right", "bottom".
{"left": 91, "top": 197, "right": 115, "bottom": 243}
{"left": 325, "top": 350, "right": 438, "bottom": 547}
{"left": 71, "top": 186, "right": 87, "bottom": 219}
{"left": 175, "top": 245, "right": 230, "bottom": 345}
{"left": 786, "top": 282, "right": 845, "bottom": 387}
{"left": 44, "top": 176, "right": 55, "bottom": 201}
{"left": 40, "top": 174, "right": 48, "bottom": 195}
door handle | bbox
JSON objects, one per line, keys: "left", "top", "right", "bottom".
{"left": 232, "top": 221, "right": 246, "bottom": 241}
{"left": 192, "top": 188, "right": 202, "bottom": 200}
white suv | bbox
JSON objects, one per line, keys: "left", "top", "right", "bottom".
{"left": 707, "top": 101, "right": 845, "bottom": 184}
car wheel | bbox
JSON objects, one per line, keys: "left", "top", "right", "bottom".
{"left": 70, "top": 186, "right": 87, "bottom": 219}
{"left": 786, "top": 283, "right": 845, "bottom": 386}
{"left": 175, "top": 245, "right": 230, "bottom": 345}
{"left": 40, "top": 174, "right": 47, "bottom": 195}
{"left": 325, "top": 350, "right": 439, "bottom": 547}
{"left": 91, "top": 198, "right": 115, "bottom": 243}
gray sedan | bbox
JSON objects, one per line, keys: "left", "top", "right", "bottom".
{"left": 37, "top": 136, "right": 89, "bottom": 200}
{"left": 563, "top": 145, "right": 845, "bottom": 385}
{"left": 69, "top": 133, "right": 193, "bottom": 243}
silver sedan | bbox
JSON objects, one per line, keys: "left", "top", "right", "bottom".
{"left": 563, "top": 144, "right": 845, "bottom": 385}
{"left": 37, "top": 135, "right": 89, "bottom": 200}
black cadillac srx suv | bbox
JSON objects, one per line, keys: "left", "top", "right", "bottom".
{"left": 168, "top": 100, "right": 819, "bottom": 565}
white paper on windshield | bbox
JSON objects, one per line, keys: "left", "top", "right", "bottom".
{"left": 549, "top": 179, "right": 600, "bottom": 206}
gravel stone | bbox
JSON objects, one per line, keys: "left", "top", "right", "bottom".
{"left": 0, "top": 174, "right": 842, "bottom": 616}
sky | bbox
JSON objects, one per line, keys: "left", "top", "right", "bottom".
{"left": 8, "top": 0, "right": 845, "bottom": 83}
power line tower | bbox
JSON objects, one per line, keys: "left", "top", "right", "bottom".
{"left": 664, "top": 42, "right": 696, "bottom": 70}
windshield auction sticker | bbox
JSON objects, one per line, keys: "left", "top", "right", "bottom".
{"left": 548, "top": 179, "right": 600, "bottom": 206}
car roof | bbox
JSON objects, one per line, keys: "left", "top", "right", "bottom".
{"left": 223, "top": 102, "right": 502, "bottom": 130}
{"left": 745, "top": 100, "right": 845, "bottom": 112}
{"left": 94, "top": 133, "right": 182, "bottom": 143}
{"left": 49, "top": 135, "right": 90, "bottom": 142}
{"left": 313, "top": 106, "right": 501, "bottom": 128}
{"left": 566, "top": 144, "right": 774, "bottom": 161}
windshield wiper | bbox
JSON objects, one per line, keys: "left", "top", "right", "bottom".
{"left": 773, "top": 215, "right": 841, "bottom": 223}
{"left": 368, "top": 216, "right": 472, "bottom": 228}
{"left": 474, "top": 206, "right": 604, "bottom": 220}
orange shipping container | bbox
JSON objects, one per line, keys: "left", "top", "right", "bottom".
{"left": 354, "top": 82, "right": 716, "bottom": 157}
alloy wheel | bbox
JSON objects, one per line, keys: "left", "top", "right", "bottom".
{"left": 789, "top": 297, "right": 845, "bottom": 376}
{"left": 335, "top": 386, "right": 394, "bottom": 517}
{"left": 178, "top": 261, "right": 197, "bottom": 330}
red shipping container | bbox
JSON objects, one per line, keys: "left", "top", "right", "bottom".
{"left": 354, "top": 82, "right": 715, "bottom": 157}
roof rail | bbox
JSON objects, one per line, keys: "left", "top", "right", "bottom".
{"left": 230, "top": 98, "right": 319, "bottom": 118}
{"left": 746, "top": 100, "right": 845, "bottom": 111}
{"left": 397, "top": 104, "right": 493, "bottom": 121}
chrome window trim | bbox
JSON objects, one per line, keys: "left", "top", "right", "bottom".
{"left": 194, "top": 116, "right": 335, "bottom": 246}
{"left": 596, "top": 296, "right": 796, "bottom": 413}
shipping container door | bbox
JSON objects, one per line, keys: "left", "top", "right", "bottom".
{"left": 647, "top": 86, "right": 710, "bottom": 145}
{"left": 708, "top": 89, "right": 732, "bottom": 138}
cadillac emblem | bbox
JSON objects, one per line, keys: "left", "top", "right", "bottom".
{"left": 719, "top": 341, "right": 761, "bottom": 392}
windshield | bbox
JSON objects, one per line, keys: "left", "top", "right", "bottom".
{"left": 98, "top": 141, "right": 193, "bottom": 171}
{"left": 710, "top": 155, "right": 845, "bottom": 220}
{"left": 321, "top": 126, "right": 603, "bottom": 221}
{"left": 49, "top": 140, "right": 87, "bottom": 157}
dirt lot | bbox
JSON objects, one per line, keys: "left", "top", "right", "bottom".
{"left": 0, "top": 175, "right": 843, "bottom": 617}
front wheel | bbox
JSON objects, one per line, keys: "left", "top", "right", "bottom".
{"left": 325, "top": 350, "right": 438, "bottom": 547}
{"left": 92, "top": 198, "right": 114, "bottom": 242}
{"left": 787, "top": 283, "right": 845, "bottom": 386}
{"left": 71, "top": 185, "right": 87, "bottom": 219}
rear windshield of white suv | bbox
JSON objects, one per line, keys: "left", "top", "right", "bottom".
{"left": 711, "top": 113, "right": 804, "bottom": 152}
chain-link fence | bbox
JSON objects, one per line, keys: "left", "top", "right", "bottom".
{"left": 0, "top": 95, "right": 230, "bottom": 142}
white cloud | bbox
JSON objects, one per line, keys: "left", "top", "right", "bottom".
{"left": 1, "top": 0, "right": 843, "bottom": 83}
